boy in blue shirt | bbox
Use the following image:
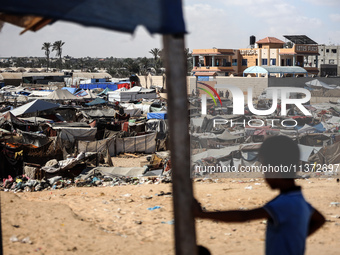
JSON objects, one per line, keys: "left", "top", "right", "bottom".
{"left": 193, "top": 136, "right": 325, "bottom": 255}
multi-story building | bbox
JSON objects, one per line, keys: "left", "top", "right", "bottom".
{"left": 192, "top": 35, "right": 320, "bottom": 77}
{"left": 313, "top": 45, "right": 340, "bottom": 76}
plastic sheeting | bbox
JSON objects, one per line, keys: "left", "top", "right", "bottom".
{"left": 59, "top": 128, "right": 97, "bottom": 143}
{"left": 0, "top": 0, "right": 186, "bottom": 35}
{"left": 77, "top": 166, "right": 148, "bottom": 179}
{"left": 78, "top": 137, "right": 115, "bottom": 156}
{"left": 146, "top": 119, "right": 168, "bottom": 133}
{"left": 147, "top": 111, "right": 167, "bottom": 120}
{"left": 116, "top": 133, "right": 156, "bottom": 154}
{"left": 298, "top": 144, "right": 322, "bottom": 162}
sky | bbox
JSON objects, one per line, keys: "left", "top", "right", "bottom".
{"left": 0, "top": 0, "right": 340, "bottom": 59}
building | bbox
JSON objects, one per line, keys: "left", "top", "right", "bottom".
{"left": 192, "top": 35, "right": 320, "bottom": 78}
{"left": 191, "top": 49, "right": 236, "bottom": 77}
{"left": 313, "top": 45, "right": 340, "bottom": 77}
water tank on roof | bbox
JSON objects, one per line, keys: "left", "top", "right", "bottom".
{"left": 250, "top": 35, "right": 256, "bottom": 46}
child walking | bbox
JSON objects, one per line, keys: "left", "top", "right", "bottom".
{"left": 193, "top": 136, "right": 325, "bottom": 255}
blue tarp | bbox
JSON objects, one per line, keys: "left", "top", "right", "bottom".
{"left": 0, "top": 0, "right": 186, "bottom": 35}
{"left": 197, "top": 76, "right": 210, "bottom": 81}
{"left": 147, "top": 112, "right": 167, "bottom": 120}
{"left": 79, "top": 83, "right": 118, "bottom": 90}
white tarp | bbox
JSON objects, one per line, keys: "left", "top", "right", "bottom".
{"left": 45, "top": 89, "right": 80, "bottom": 100}
{"left": 298, "top": 144, "right": 322, "bottom": 162}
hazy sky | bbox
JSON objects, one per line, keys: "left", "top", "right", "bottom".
{"left": 0, "top": 0, "right": 339, "bottom": 58}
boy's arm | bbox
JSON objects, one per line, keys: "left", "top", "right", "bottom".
{"left": 193, "top": 199, "right": 270, "bottom": 222}
{"left": 308, "top": 208, "right": 325, "bottom": 236}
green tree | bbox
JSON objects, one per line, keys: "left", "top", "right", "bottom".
{"left": 41, "top": 42, "right": 51, "bottom": 71}
{"left": 149, "top": 48, "right": 161, "bottom": 63}
{"left": 52, "top": 40, "right": 65, "bottom": 70}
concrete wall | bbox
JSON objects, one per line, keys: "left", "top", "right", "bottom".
{"left": 188, "top": 76, "right": 268, "bottom": 98}
{"left": 138, "top": 75, "right": 193, "bottom": 94}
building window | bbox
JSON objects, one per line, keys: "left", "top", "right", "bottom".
{"left": 326, "top": 49, "right": 329, "bottom": 53}
{"left": 329, "top": 59, "right": 335, "bottom": 64}
{"left": 242, "top": 59, "right": 247, "bottom": 66}
{"left": 270, "top": 58, "right": 276, "bottom": 66}
{"left": 287, "top": 59, "right": 291, "bottom": 66}
{"left": 232, "top": 59, "right": 237, "bottom": 66}
{"left": 332, "top": 49, "right": 337, "bottom": 54}
{"left": 262, "top": 59, "right": 268, "bottom": 65}
{"left": 321, "top": 49, "right": 323, "bottom": 51}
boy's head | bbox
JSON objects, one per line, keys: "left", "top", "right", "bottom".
{"left": 258, "top": 135, "right": 300, "bottom": 182}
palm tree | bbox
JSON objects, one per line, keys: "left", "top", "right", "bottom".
{"left": 41, "top": 42, "right": 51, "bottom": 71}
{"left": 149, "top": 48, "right": 161, "bottom": 63}
{"left": 52, "top": 40, "right": 65, "bottom": 70}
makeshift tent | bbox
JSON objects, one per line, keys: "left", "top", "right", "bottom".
{"left": 97, "top": 87, "right": 113, "bottom": 96}
{"left": 309, "top": 142, "right": 340, "bottom": 165}
{"left": 83, "top": 89, "right": 96, "bottom": 99}
{"left": 305, "top": 79, "right": 339, "bottom": 90}
{"left": 116, "top": 133, "right": 157, "bottom": 154}
{"left": 58, "top": 128, "right": 97, "bottom": 143}
{"left": 146, "top": 119, "right": 168, "bottom": 133}
{"left": 85, "top": 97, "right": 107, "bottom": 106}
{"left": 80, "top": 109, "right": 116, "bottom": 118}
{"left": 108, "top": 87, "right": 157, "bottom": 102}
{"left": 61, "top": 87, "right": 77, "bottom": 94}
{"left": 297, "top": 144, "right": 322, "bottom": 162}
{"left": 10, "top": 99, "right": 59, "bottom": 116}
{"left": 216, "top": 130, "right": 241, "bottom": 141}
{"left": 78, "top": 137, "right": 115, "bottom": 156}
{"left": 45, "top": 89, "right": 80, "bottom": 100}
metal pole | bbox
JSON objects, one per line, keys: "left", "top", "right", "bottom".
{"left": 163, "top": 34, "right": 197, "bottom": 255}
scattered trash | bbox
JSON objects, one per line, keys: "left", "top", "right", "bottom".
{"left": 245, "top": 186, "right": 253, "bottom": 190}
{"left": 330, "top": 202, "right": 340, "bottom": 207}
{"left": 10, "top": 235, "right": 19, "bottom": 243}
{"left": 148, "top": 206, "right": 161, "bottom": 211}
{"left": 161, "top": 219, "right": 174, "bottom": 225}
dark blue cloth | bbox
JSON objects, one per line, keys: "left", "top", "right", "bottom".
{"left": 0, "top": 0, "right": 186, "bottom": 34}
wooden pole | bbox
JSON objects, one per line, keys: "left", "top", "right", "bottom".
{"left": 163, "top": 34, "right": 197, "bottom": 255}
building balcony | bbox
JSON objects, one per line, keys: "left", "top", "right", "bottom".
{"left": 192, "top": 66, "right": 234, "bottom": 72}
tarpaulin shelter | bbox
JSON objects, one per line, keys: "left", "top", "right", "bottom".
{"left": 83, "top": 89, "right": 96, "bottom": 99}
{"left": 0, "top": 1, "right": 185, "bottom": 34}
{"left": 0, "top": 1, "right": 195, "bottom": 254}
{"left": 97, "top": 87, "right": 113, "bottom": 96}
{"left": 85, "top": 97, "right": 107, "bottom": 106}
{"left": 45, "top": 89, "right": 81, "bottom": 100}
{"left": 305, "top": 79, "right": 339, "bottom": 90}
{"left": 10, "top": 99, "right": 60, "bottom": 116}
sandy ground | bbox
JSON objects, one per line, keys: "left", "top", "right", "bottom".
{"left": 1, "top": 157, "right": 340, "bottom": 255}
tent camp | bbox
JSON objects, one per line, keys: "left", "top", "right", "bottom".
{"left": 10, "top": 99, "right": 60, "bottom": 116}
